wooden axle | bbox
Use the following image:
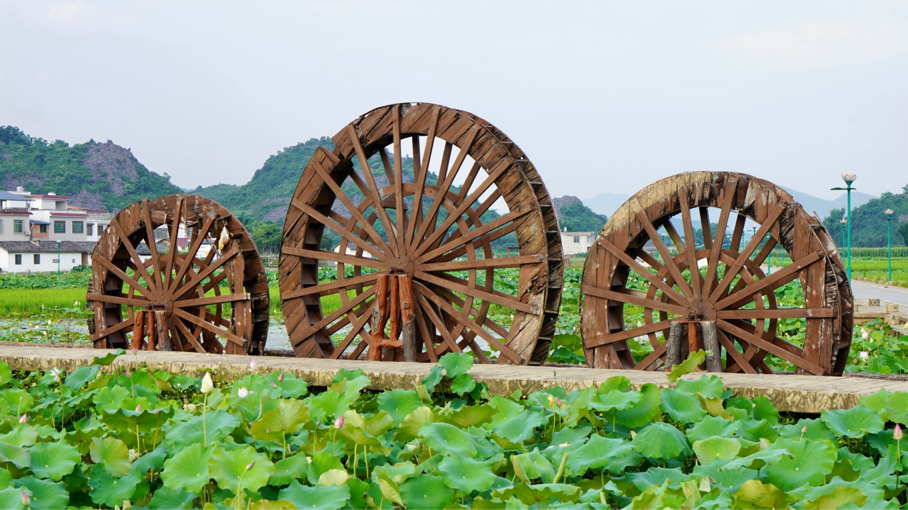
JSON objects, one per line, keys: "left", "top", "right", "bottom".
{"left": 369, "top": 274, "right": 418, "bottom": 362}
{"left": 129, "top": 310, "right": 172, "bottom": 352}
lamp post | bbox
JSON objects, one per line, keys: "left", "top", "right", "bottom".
{"left": 840, "top": 218, "right": 847, "bottom": 248}
{"left": 886, "top": 209, "right": 894, "bottom": 283}
{"left": 56, "top": 239, "right": 61, "bottom": 275}
{"left": 832, "top": 174, "right": 857, "bottom": 282}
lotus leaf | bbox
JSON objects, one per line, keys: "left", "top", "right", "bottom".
{"left": 676, "top": 375, "right": 724, "bottom": 399}
{"left": 400, "top": 474, "right": 455, "bottom": 509}
{"left": 632, "top": 422, "right": 690, "bottom": 460}
{"left": 161, "top": 443, "right": 212, "bottom": 494}
{"left": 15, "top": 476, "right": 68, "bottom": 510}
{"left": 821, "top": 405, "right": 884, "bottom": 438}
{"left": 209, "top": 445, "right": 274, "bottom": 494}
{"left": 693, "top": 437, "right": 740, "bottom": 465}
{"left": 440, "top": 455, "right": 497, "bottom": 492}
{"left": 439, "top": 352, "right": 473, "bottom": 378}
{"left": 29, "top": 441, "right": 79, "bottom": 481}
{"left": 764, "top": 438, "right": 836, "bottom": 490}
{"left": 89, "top": 436, "right": 130, "bottom": 477}
{"left": 376, "top": 389, "right": 421, "bottom": 425}
{"left": 279, "top": 480, "right": 350, "bottom": 510}
{"left": 660, "top": 388, "right": 707, "bottom": 424}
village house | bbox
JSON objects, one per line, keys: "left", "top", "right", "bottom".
{"left": 560, "top": 228, "right": 596, "bottom": 256}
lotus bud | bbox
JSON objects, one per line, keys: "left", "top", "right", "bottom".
{"left": 135, "top": 404, "right": 142, "bottom": 413}
{"left": 895, "top": 424, "right": 903, "bottom": 441}
{"left": 862, "top": 331, "right": 869, "bottom": 341}
{"left": 21, "top": 490, "right": 30, "bottom": 508}
{"left": 19, "top": 414, "right": 27, "bottom": 424}
{"left": 278, "top": 372, "right": 284, "bottom": 382}
{"left": 183, "top": 397, "right": 189, "bottom": 404}
{"left": 238, "top": 387, "right": 249, "bottom": 398}
{"left": 249, "top": 359, "right": 257, "bottom": 370}
{"left": 556, "top": 397, "right": 562, "bottom": 407}
{"left": 802, "top": 424, "right": 808, "bottom": 434}
{"left": 860, "top": 351, "right": 869, "bottom": 361}
{"left": 334, "top": 416, "right": 344, "bottom": 430}
{"left": 201, "top": 372, "right": 214, "bottom": 394}
{"left": 245, "top": 461, "right": 255, "bottom": 471}
{"left": 267, "top": 428, "right": 270, "bottom": 434}
{"left": 271, "top": 382, "right": 277, "bottom": 389}
{"left": 125, "top": 369, "right": 132, "bottom": 378}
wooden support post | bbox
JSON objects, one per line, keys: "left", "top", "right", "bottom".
{"left": 131, "top": 311, "right": 146, "bottom": 351}
{"left": 385, "top": 275, "right": 400, "bottom": 360}
{"left": 701, "top": 321, "right": 722, "bottom": 372}
{"left": 146, "top": 311, "right": 157, "bottom": 352}
{"left": 666, "top": 322, "right": 684, "bottom": 369}
{"left": 369, "top": 275, "right": 389, "bottom": 361}
{"left": 399, "top": 274, "right": 418, "bottom": 362}
{"left": 155, "top": 310, "right": 171, "bottom": 351}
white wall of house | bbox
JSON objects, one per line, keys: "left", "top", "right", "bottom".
{"left": 0, "top": 250, "right": 86, "bottom": 273}
{"left": 0, "top": 214, "right": 32, "bottom": 242}
{"left": 29, "top": 211, "right": 89, "bottom": 242}
{"left": 560, "top": 231, "right": 596, "bottom": 256}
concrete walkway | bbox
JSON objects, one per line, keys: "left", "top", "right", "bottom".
{"left": 853, "top": 280, "right": 908, "bottom": 308}
{"left": 3, "top": 345, "right": 908, "bottom": 414}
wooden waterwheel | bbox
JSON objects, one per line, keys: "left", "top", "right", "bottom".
{"left": 580, "top": 172, "right": 853, "bottom": 375}
{"left": 87, "top": 194, "right": 270, "bottom": 354}
{"left": 280, "top": 103, "right": 562, "bottom": 364}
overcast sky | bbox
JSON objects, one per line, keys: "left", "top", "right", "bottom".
{"left": 1, "top": 1, "right": 905, "bottom": 200}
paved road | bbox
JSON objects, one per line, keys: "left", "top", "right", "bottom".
{"left": 851, "top": 281, "right": 908, "bottom": 307}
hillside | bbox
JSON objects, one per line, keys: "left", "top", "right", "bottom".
{"left": 823, "top": 184, "right": 908, "bottom": 247}
{"left": 553, "top": 196, "right": 608, "bottom": 232}
{"left": 0, "top": 126, "right": 182, "bottom": 211}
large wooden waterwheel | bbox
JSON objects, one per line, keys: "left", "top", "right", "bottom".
{"left": 280, "top": 103, "right": 562, "bottom": 364}
{"left": 580, "top": 172, "right": 853, "bottom": 375}
{"left": 87, "top": 195, "right": 270, "bottom": 354}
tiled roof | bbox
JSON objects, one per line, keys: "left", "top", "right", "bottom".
{"left": 0, "top": 241, "right": 94, "bottom": 253}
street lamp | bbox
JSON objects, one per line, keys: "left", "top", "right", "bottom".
{"left": 56, "top": 239, "right": 61, "bottom": 275}
{"left": 840, "top": 218, "right": 847, "bottom": 248}
{"left": 831, "top": 173, "right": 857, "bottom": 282}
{"left": 886, "top": 209, "right": 894, "bottom": 283}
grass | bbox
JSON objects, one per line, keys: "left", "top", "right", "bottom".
{"left": 0, "top": 288, "right": 88, "bottom": 316}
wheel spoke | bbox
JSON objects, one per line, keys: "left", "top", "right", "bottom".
{"left": 392, "top": 108, "right": 407, "bottom": 253}
{"left": 175, "top": 293, "right": 250, "bottom": 308}
{"left": 716, "top": 250, "right": 822, "bottom": 310}
{"left": 414, "top": 157, "right": 510, "bottom": 258}
{"left": 282, "top": 247, "right": 389, "bottom": 270}
{"left": 290, "top": 197, "right": 391, "bottom": 262}
{"left": 162, "top": 198, "right": 184, "bottom": 288}
{"left": 416, "top": 206, "right": 532, "bottom": 263}
{"left": 717, "top": 319, "right": 825, "bottom": 375}
{"left": 716, "top": 328, "right": 757, "bottom": 374}
{"left": 171, "top": 313, "right": 208, "bottom": 353}
{"left": 294, "top": 287, "right": 376, "bottom": 342}
{"left": 308, "top": 153, "right": 396, "bottom": 259}
{"left": 435, "top": 222, "right": 519, "bottom": 263}
{"left": 416, "top": 284, "right": 524, "bottom": 364}
{"left": 86, "top": 293, "right": 151, "bottom": 307}
{"left": 702, "top": 180, "right": 736, "bottom": 297}
{"left": 582, "top": 285, "right": 688, "bottom": 316}
{"left": 710, "top": 203, "right": 784, "bottom": 301}
{"left": 328, "top": 302, "right": 375, "bottom": 360}
{"left": 282, "top": 272, "right": 379, "bottom": 300}
{"left": 632, "top": 208, "right": 694, "bottom": 300}
{"left": 415, "top": 292, "right": 465, "bottom": 355}
{"left": 595, "top": 238, "right": 686, "bottom": 306}
{"left": 173, "top": 247, "right": 239, "bottom": 300}
{"left": 678, "top": 188, "right": 701, "bottom": 298}
{"left": 142, "top": 199, "right": 164, "bottom": 292}
{"left": 173, "top": 308, "right": 244, "bottom": 346}
{"left": 421, "top": 254, "right": 543, "bottom": 272}
{"left": 716, "top": 308, "right": 834, "bottom": 319}
{"left": 698, "top": 207, "right": 712, "bottom": 250}
{"left": 415, "top": 270, "right": 539, "bottom": 315}
{"left": 110, "top": 218, "right": 160, "bottom": 298}
{"left": 91, "top": 317, "right": 135, "bottom": 343}
{"left": 410, "top": 127, "right": 480, "bottom": 253}
{"left": 729, "top": 214, "right": 747, "bottom": 252}
{"left": 347, "top": 125, "right": 400, "bottom": 257}
{"left": 586, "top": 320, "right": 672, "bottom": 348}
{"left": 92, "top": 255, "right": 155, "bottom": 299}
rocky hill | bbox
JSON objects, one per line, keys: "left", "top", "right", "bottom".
{"left": 0, "top": 126, "right": 182, "bottom": 211}
{"left": 553, "top": 195, "right": 608, "bottom": 232}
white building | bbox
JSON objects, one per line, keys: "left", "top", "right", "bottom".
{"left": 560, "top": 229, "right": 596, "bottom": 256}
{"left": 0, "top": 190, "right": 34, "bottom": 242}
{"left": 86, "top": 211, "right": 115, "bottom": 242}
{"left": 25, "top": 194, "right": 89, "bottom": 242}
{"left": 0, "top": 240, "right": 94, "bottom": 273}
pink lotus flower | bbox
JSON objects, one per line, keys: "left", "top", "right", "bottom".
{"left": 556, "top": 397, "right": 562, "bottom": 407}
{"left": 278, "top": 372, "right": 284, "bottom": 382}
{"left": 334, "top": 416, "right": 345, "bottom": 430}
{"left": 21, "top": 490, "right": 30, "bottom": 508}
{"left": 19, "top": 414, "right": 27, "bottom": 424}
{"left": 238, "top": 387, "right": 250, "bottom": 398}
{"left": 245, "top": 461, "right": 255, "bottom": 471}
{"left": 125, "top": 370, "right": 132, "bottom": 378}
{"left": 895, "top": 424, "right": 903, "bottom": 441}
{"left": 249, "top": 359, "right": 257, "bottom": 370}
{"left": 135, "top": 404, "right": 142, "bottom": 412}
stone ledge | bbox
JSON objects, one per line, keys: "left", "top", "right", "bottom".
{"left": 3, "top": 346, "right": 908, "bottom": 414}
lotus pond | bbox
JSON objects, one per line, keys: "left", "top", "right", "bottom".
{"left": 0, "top": 351, "right": 907, "bottom": 509}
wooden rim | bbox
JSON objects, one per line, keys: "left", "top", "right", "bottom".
{"left": 279, "top": 103, "right": 562, "bottom": 364}
{"left": 87, "top": 194, "right": 270, "bottom": 354}
{"left": 580, "top": 172, "right": 852, "bottom": 375}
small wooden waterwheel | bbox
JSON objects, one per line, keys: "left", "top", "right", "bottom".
{"left": 580, "top": 172, "right": 853, "bottom": 375}
{"left": 280, "top": 103, "right": 562, "bottom": 364}
{"left": 87, "top": 194, "right": 270, "bottom": 354}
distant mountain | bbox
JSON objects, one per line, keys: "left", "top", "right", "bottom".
{"left": 0, "top": 126, "right": 182, "bottom": 211}
{"left": 581, "top": 192, "right": 631, "bottom": 217}
{"left": 552, "top": 196, "right": 607, "bottom": 232}
{"left": 781, "top": 187, "right": 876, "bottom": 220}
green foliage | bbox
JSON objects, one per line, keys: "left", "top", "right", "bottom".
{"left": 554, "top": 197, "right": 608, "bottom": 232}
{"left": 822, "top": 185, "right": 908, "bottom": 248}
{"left": 1, "top": 354, "right": 908, "bottom": 508}
{"left": 0, "top": 125, "right": 182, "bottom": 211}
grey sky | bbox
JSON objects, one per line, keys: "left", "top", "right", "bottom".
{"left": 1, "top": 1, "right": 905, "bottom": 200}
